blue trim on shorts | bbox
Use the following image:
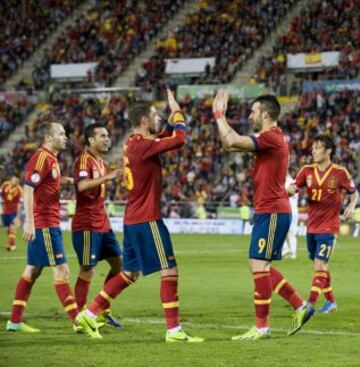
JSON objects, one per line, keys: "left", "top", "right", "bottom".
{"left": 27, "top": 227, "right": 67, "bottom": 267}
{"left": 249, "top": 213, "right": 291, "bottom": 261}
{"left": 123, "top": 219, "right": 176, "bottom": 276}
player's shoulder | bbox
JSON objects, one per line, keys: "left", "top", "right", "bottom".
{"left": 76, "top": 151, "right": 93, "bottom": 167}
{"left": 27, "top": 148, "right": 52, "bottom": 170}
{"left": 332, "top": 164, "right": 351, "bottom": 178}
{"left": 297, "top": 164, "right": 316, "bottom": 174}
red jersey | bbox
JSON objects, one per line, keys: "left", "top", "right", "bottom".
{"left": 0, "top": 181, "right": 22, "bottom": 214}
{"left": 295, "top": 163, "right": 356, "bottom": 234}
{"left": 24, "top": 147, "right": 61, "bottom": 228}
{"left": 72, "top": 150, "right": 111, "bottom": 232}
{"left": 252, "top": 126, "right": 291, "bottom": 213}
{"left": 123, "top": 123, "right": 186, "bottom": 225}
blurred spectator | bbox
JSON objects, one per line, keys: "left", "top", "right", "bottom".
{"left": 136, "top": 0, "right": 296, "bottom": 95}
{"left": 0, "top": 0, "right": 81, "bottom": 87}
{"left": 23, "top": 0, "right": 183, "bottom": 90}
{"left": 255, "top": 0, "right": 360, "bottom": 94}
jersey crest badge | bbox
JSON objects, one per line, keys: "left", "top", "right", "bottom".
{"left": 328, "top": 176, "right": 337, "bottom": 189}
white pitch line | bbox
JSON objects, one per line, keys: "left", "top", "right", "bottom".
{"left": 0, "top": 312, "right": 358, "bottom": 337}
{"left": 123, "top": 317, "right": 360, "bottom": 337}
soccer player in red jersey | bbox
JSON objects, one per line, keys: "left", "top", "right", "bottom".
{"left": 76, "top": 89, "right": 204, "bottom": 342}
{"left": 6, "top": 122, "right": 79, "bottom": 333}
{"left": 72, "top": 123, "right": 123, "bottom": 328}
{"left": 288, "top": 135, "right": 358, "bottom": 313}
{"left": 212, "top": 90, "right": 314, "bottom": 340}
{"left": 1, "top": 174, "right": 22, "bottom": 251}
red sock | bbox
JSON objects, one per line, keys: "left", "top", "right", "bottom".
{"left": 161, "top": 275, "right": 180, "bottom": 330}
{"left": 253, "top": 272, "right": 272, "bottom": 328}
{"left": 75, "top": 276, "right": 91, "bottom": 310}
{"left": 10, "top": 276, "right": 34, "bottom": 323}
{"left": 54, "top": 281, "right": 79, "bottom": 323}
{"left": 7, "top": 227, "right": 16, "bottom": 248}
{"left": 102, "top": 271, "right": 120, "bottom": 314}
{"left": 104, "top": 271, "right": 118, "bottom": 285}
{"left": 88, "top": 272, "right": 133, "bottom": 316}
{"left": 270, "top": 267, "right": 303, "bottom": 309}
{"left": 322, "top": 271, "right": 335, "bottom": 303}
{"left": 308, "top": 271, "right": 327, "bottom": 306}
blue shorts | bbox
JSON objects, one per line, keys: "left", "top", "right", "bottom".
{"left": 72, "top": 229, "right": 122, "bottom": 266}
{"left": 249, "top": 213, "right": 291, "bottom": 261}
{"left": 123, "top": 220, "right": 177, "bottom": 276}
{"left": 27, "top": 228, "right": 67, "bottom": 267}
{"left": 307, "top": 233, "right": 335, "bottom": 263}
{"left": 2, "top": 212, "right": 16, "bottom": 227}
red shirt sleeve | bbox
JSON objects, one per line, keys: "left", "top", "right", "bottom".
{"left": 295, "top": 167, "right": 307, "bottom": 189}
{"left": 141, "top": 123, "right": 186, "bottom": 159}
{"left": 24, "top": 153, "right": 50, "bottom": 188}
{"left": 254, "top": 129, "right": 285, "bottom": 151}
{"left": 338, "top": 168, "right": 356, "bottom": 194}
{"left": 74, "top": 154, "right": 93, "bottom": 184}
{"left": 156, "top": 123, "right": 174, "bottom": 139}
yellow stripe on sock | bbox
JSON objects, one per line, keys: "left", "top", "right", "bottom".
{"left": 311, "top": 286, "right": 321, "bottom": 293}
{"left": 13, "top": 300, "right": 27, "bottom": 306}
{"left": 162, "top": 301, "right": 179, "bottom": 309}
{"left": 254, "top": 299, "right": 272, "bottom": 305}
{"left": 274, "top": 279, "right": 287, "bottom": 294}
{"left": 64, "top": 303, "right": 77, "bottom": 312}
{"left": 315, "top": 272, "right": 328, "bottom": 278}
{"left": 322, "top": 287, "right": 332, "bottom": 293}
{"left": 100, "top": 290, "right": 113, "bottom": 303}
{"left": 120, "top": 272, "right": 133, "bottom": 285}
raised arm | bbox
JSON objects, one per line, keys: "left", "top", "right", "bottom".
{"left": 212, "top": 89, "right": 256, "bottom": 152}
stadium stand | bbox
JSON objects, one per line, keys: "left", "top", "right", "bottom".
{"left": 0, "top": 0, "right": 81, "bottom": 87}
{"left": 254, "top": 0, "right": 360, "bottom": 94}
{"left": 135, "top": 0, "right": 296, "bottom": 94}
{"left": 21, "top": 0, "right": 184, "bottom": 90}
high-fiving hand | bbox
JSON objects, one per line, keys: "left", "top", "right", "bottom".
{"left": 213, "top": 89, "right": 229, "bottom": 117}
{"left": 166, "top": 88, "right": 181, "bottom": 115}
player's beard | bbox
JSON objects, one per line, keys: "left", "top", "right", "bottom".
{"left": 249, "top": 117, "right": 261, "bottom": 133}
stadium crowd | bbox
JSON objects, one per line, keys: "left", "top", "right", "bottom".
{"left": 135, "top": 0, "right": 296, "bottom": 94}
{"left": 0, "top": 97, "right": 29, "bottom": 142}
{"left": 254, "top": 0, "right": 360, "bottom": 94}
{"left": 20, "top": 0, "right": 184, "bottom": 90}
{"left": 0, "top": 87, "right": 358, "bottom": 218}
{"left": 0, "top": 0, "right": 81, "bottom": 87}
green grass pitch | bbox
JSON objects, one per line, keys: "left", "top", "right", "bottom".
{"left": 0, "top": 229, "right": 359, "bottom": 367}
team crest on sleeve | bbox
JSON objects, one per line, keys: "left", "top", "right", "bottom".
{"left": 79, "top": 170, "right": 88, "bottom": 177}
{"left": 306, "top": 174, "right": 313, "bottom": 188}
{"left": 31, "top": 173, "right": 41, "bottom": 183}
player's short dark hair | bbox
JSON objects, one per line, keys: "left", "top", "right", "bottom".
{"left": 39, "top": 121, "right": 61, "bottom": 143}
{"left": 128, "top": 101, "right": 152, "bottom": 127}
{"left": 84, "top": 123, "right": 107, "bottom": 146}
{"left": 314, "top": 134, "right": 336, "bottom": 159}
{"left": 252, "top": 94, "right": 281, "bottom": 121}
